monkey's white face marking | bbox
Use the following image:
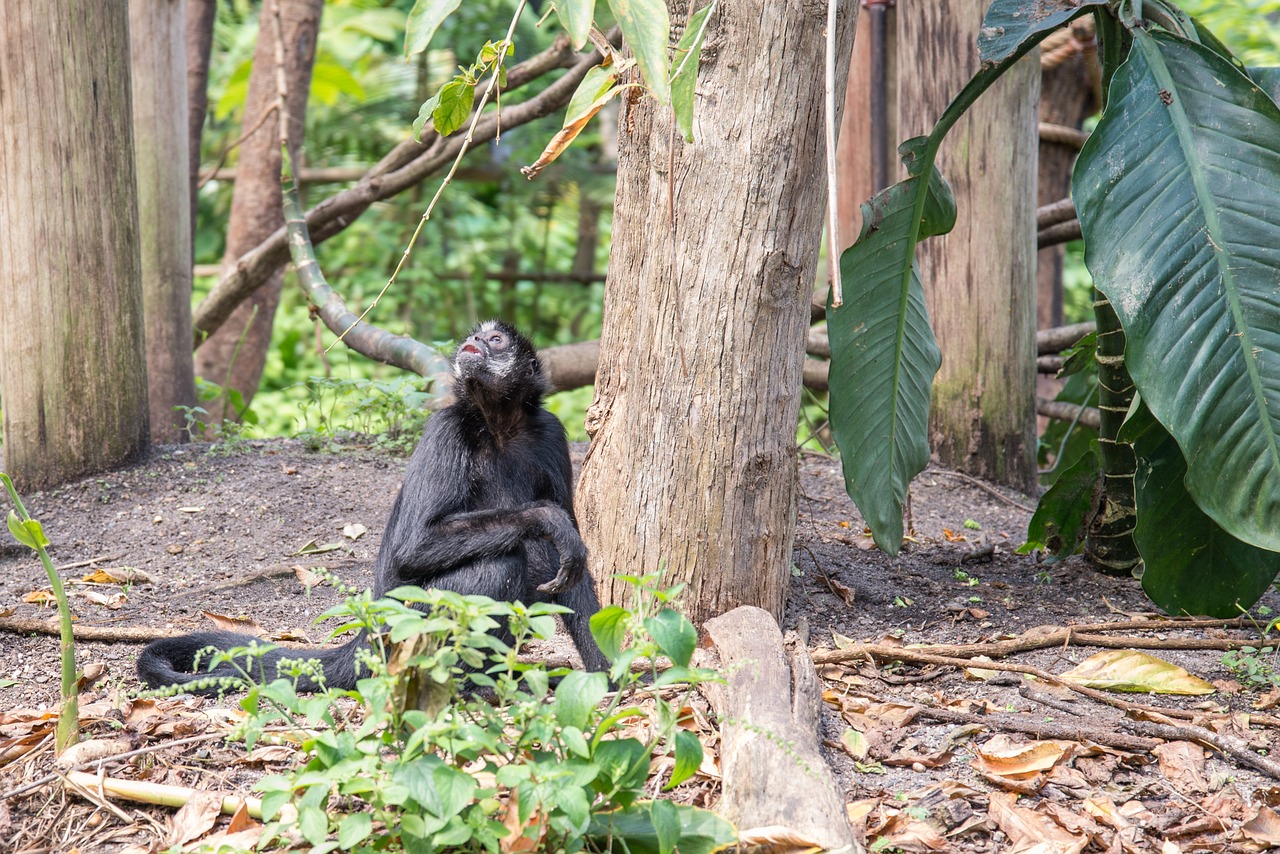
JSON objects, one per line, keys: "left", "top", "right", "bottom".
{"left": 454, "top": 321, "right": 515, "bottom": 378}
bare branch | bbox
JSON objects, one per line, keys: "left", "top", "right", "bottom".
{"left": 191, "top": 37, "right": 593, "bottom": 345}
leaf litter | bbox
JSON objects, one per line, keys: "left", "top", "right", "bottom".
{"left": 0, "top": 441, "right": 1278, "bottom": 850}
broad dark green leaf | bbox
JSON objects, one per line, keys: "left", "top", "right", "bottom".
{"left": 651, "top": 797, "right": 679, "bottom": 854}
{"left": 591, "top": 738, "right": 650, "bottom": 792}
{"left": 554, "top": 670, "right": 609, "bottom": 730}
{"left": 1020, "top": 441, "right": 1099, "bottom": 559}
{"left": 589, "top": 605, "right": 627, "bottom": 661}
{"left": 665, "top": 729, "right": 703, "bottom": 789}
{"left": 1125, "top": 405, "right": 1280, "bottom": 617}
{"left": 587, "top": 801, "right": 737, "bottom": 854}
{"left": 1073, "top": 31, "right": 1280, "bottom": 552}
{"left": 394, "top": 757, "right": 477, "bottom": 818}
{"left": 828, "top": 169, "right": 951, "bottom": 554}
{"left": 607, "top": 0, "right": 670, "bottom": 104}
{"left": 1249, "top": 67, "right": 1280, "bottom": 104}
{"left": 404, "top": 0, "right": 462, "bottom": 58}
{"left": 978, "top": 0, "right": 1107, "bottom": 64}
{"left": 644, "top": 609, "right": 696, "bottom": 667}
{"left": 670, "top": 2, "right": 715, "bottom": 143}
{"left": 555, "top": 0, "right": 595, "bottom": 50}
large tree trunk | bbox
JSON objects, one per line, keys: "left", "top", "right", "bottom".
{"left": 186, "top": 0, "right": 218, "bottom": 247}
{"left": 578, "top": 1, "right": 858, "bottom": 625}
{"left": 897, "top": 0, "right": 1040, "bottom": 493}
{"left": 194, "top": 0, "right": 321, "bottom": 422}
{"left": 131, "top": 0, "right": 197, "bottom": 443}
{"left": 0, "top": 1, "right": 149, "bottom": 489}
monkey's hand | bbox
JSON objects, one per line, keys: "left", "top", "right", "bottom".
{"left": 533, "top": 505, "right": 587, "bottom": 595}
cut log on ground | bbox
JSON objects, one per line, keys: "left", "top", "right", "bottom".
{"left": 700, "top": 606, "right": 860, "bottom": 853}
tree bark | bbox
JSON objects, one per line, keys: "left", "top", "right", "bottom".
{"left": 578, "top": 0, "right": 857, "bottom": 625}
{"left": 0, "top": 1, "right": 149, "bottom": 489}
{"left": 185, "top": 0, "right": 218, "bottom": 246}
{"left": 194, "top": 0, "right": 321, "bottom": 422}
{"left": 131, "top": 0, "right": 197, "bottom": 443}
{"left": 897, "top": 0, "right": 1040, "bottom": 493}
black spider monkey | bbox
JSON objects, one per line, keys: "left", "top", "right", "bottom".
{"left": 137, "top": 320, "right": 609, "bottom": 693}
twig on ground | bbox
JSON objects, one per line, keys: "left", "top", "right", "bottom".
{"left": 829, "top": 644, "right": 1280, "bottom": 778}
{"left": 926, "top": 469, "right": 1036, "bottom": 513}
{"left": 812, "top": 619, "right": 1262, "bottom": 665}
{"left": 0, "top": 618, "right": 169, "bottom": 643}
{"left": 168, "top": 560, "right": 356, "bottom": 601}
{"left": 909, "top": 702, "right": 1159, "bottom": 753}
{"left": 53, "top": 554, "right": 123, "bottom": 572}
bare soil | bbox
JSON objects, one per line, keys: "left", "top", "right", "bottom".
{"left": 2, "top": 439, "right": 1278, "bottom": 852}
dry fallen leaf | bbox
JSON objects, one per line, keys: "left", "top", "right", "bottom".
{"left": 736, "top": 824, "right": 826, "bottom": 853}
{"left": 1059, "top": 649, "right": 1215, "bottom": 695}
{"left": 972, "top": 735, "right": 1078, "bottom": 779}
{"left": 22, "top": 589, "right": 55, "bottom": 605}
{"left": 164, "top": 790, "right": 223, "bottom": 849}
{"left": 201, "top": 611, "right": 265, "bottom": 636}
{"left": 82, "top": 566, "right": 153, "bottom": 585}
{"left": 292, "top": 565, "right": 326, "bottom": 588}
{"left": 1236, "top": 805, "right": 1280, "bottom": 850}
{"left": 988, "top": 792, "right": 1088, "bottom": 854}
{"left": 872, "top": 809, "right": 949, "bottom": 852}
{"left": 1153, "top": 741, "right": 1209, "bottom": 794}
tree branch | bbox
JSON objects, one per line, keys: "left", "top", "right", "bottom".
{"left": 191, "top": 36, "right": 590, "bottom": 345}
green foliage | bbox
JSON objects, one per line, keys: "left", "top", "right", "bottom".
{"left": 413, "top": 39, "right": 513, "bottom": 139}
{"left": 232, "top": 576, "right": 733, "bottom": 853}
{"left": 1223, "top": 643, "right": 1280, "bottom": 689}
{"left": 831, "top": 0, "right": 1280, "bottom": 614}
{"left": 1, "top": 473, "right": 79, "bottom": 752}
{"left": 293, "top": 376, "right": 433, "bottom": 453}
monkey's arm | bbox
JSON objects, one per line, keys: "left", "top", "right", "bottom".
{"left": 385, "top": 501, "right": 585, "bottom": 593}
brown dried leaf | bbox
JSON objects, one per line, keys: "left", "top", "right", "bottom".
{"left": 873, "top": 809, "right": 950, "bottom": 852}
{"left": 1153, "top": 741, "right": 1209, "bottom": 794}
{"left": 200, "top": 611, "right": 264, "bottom": 636}
{"left": 292, "top": 565, "right": 326, "bottom": 588}
{"left": 341, "top": 523, "right": 367, "bottom": 541}
{"left": 972, "top": 735, "right": 1078, "bottom": 778}
{"left": 165, "top": 790, "right": 222, "bottom": 848}
{"left": 232, "top": 745, "right": 297, "bottom": 766}
{"left": 988, "top": 792, "right": 1088, "bottom": 854}
{"left": 82, "top": 566, "right": 152, "bottom": 585}
{"left": 500, "top": 788, "right": 546, "bottom": 854}
{"left": 22, "top": 589, "right": 55, "bottom": 605}
{"left": 1236, "top": 805, "right": 1280, "bottom": 849}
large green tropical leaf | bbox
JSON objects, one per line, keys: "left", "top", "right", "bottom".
{"left": 827, "top": 3, "right": 1098, "bottom": 554}
{"left": 1125, "top": 404, "right": 1280, "bottom": 617}
{"left": 977, "top": 0, "right": 1108, "bottom": 64}
{"left": 828, "top": 167, "right": 950, "bottom": 553}
{"left": 1073, "top": 31, "right": 1280, "bottom": 552}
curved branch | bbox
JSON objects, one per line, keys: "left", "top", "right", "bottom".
{"left": 192, "top": 36, "right": 595, "bottom": 345}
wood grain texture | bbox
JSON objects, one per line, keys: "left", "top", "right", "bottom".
{"left": 579, "top": 0, "right": 857, "bottom": 624}
{"left": 702, "top": 607, "right": 856, "bottom": 851}
{"left": 0, "top": 0, "right": 149, "bottom": 488}
{"left": 131, "top": 0, "right": 197, "bottom": 442}
{"left": 897, "top": 0, "right": 1039, "bottom": 492}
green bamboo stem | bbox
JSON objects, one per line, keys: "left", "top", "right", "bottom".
{"left": 1, "top": 473, "right": 79, "bottom": 752}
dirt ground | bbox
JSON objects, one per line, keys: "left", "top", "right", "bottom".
{"left": 2, "top": 438, "right": 1279, "bottom": 852}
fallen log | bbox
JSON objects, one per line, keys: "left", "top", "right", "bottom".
{"left": 700, "top": 606, "right": 859, "bottom": 853}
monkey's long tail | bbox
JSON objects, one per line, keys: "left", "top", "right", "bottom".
{"left": 136, "top": 630, "right": 364, "bottom": 696}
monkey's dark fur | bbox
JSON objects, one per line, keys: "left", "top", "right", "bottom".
{"left": 137, "top": 321, "right": 608, "bottom": 693}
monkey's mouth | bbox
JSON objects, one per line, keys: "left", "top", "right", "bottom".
{"left": 459, "top": 343, "right": 482, "bottom": 356}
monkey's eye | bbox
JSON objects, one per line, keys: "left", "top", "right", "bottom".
{"left": 489, "top": 334, "right": 504, "bottom": 345}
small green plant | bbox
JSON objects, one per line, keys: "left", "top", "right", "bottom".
{"left": 952, "top": 568, "right": 979, "bottom": 586}
{"left": 226, "top": 574, "right": 735, "bottom": 853}
{"left": 295, "top": 376, "right": 432, "bottom": 454}
{"left": 963, "top": 519, "right": 981, "bottom": 531}
{"left": 1222, "top": 646, "right": 1280, "bottom": 689}
{"left": 1, "top": 473, "right": 78, "bottom": 752}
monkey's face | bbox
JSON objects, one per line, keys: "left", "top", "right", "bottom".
{"left": 455, "top": 320, "right": 517, "bottom": 380}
